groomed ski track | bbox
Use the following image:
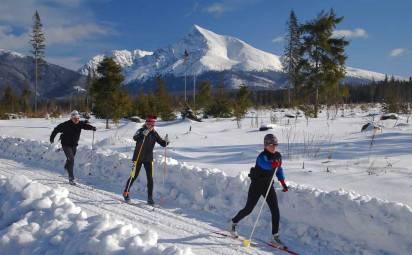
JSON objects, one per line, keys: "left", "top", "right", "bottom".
{"left": 0, "top": 158, "right": 288, "bottom": 255}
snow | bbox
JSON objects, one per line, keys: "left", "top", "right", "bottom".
{"left": 345, "top": 67, "right": 405, "bottom": 82}
{"left": 79, "top": 49, "right": 153, "bottom": 76}
{"left": 73, "top": 85, "right": 86, "bottom": 92}
{"left": 1, "top": 106, "right": 412, "bottom": 254}
{"left": 0, "top": 48, "right": 26, "bottom": 58}
{"left": 0, "top": 174, "right": 191, "bottom": 255}
{"left": 345, "top": 66, "right": 387, "bottom": 81}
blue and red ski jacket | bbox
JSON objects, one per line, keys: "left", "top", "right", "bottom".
{"left": 249, "top": 150, "right": 285, "bottom": 181}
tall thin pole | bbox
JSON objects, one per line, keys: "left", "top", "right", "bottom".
{"left": 184, "top": 71, "right": 187, "bottom": 102}
{"left": 34, "top": 54, "right": 38, "bottom": 114}
{"left": 193, "top": 73, "right": 196, "bottom": 110}
{"left": 183, "top": 49, "right": 189, "bottom": 103}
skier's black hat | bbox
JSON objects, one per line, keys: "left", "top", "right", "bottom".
{"left": 264, "top": 134, "right": 278, "bottom": 146}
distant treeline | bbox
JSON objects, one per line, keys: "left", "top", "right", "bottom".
{"left": 236, "top": 77, "right": 412, "bottom": 107}
{"left": 344, "top": 78, "right": 412, "bottom": 104}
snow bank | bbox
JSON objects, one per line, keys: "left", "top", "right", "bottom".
{"left": 1, "top": 136, "right": 412, "bottom": 254}
{"left": 0, "top": 173, "right": 191, "bottom": 255}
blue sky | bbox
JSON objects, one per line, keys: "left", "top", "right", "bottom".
{"left": 0, "top": 0, "right": 411, "bottom": 77}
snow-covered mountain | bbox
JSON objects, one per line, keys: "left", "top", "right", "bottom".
{"left": 0, "top": 49, "right": 86, "bottom": 98}
{"left": 81, "top": 25, "right": 397, "bottom": 92}
{"left": 79, "top": 49, "right": 153, "bottom": 76}
{"left": 345, "top": 66, "right": 388, "bottom": 82}
{"left": 123, "top": 25, "right": 283, "bottom": 83}
{"left": 0, "top": 49, "right": 25, "bottom": 58}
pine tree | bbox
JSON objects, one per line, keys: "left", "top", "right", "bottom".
{"left": 30, "top": 10, "right": 46, "bottom": 115}
{"left": 85, "top": 72, "right": 94, "bottom": 112}
{"left": 2, "top": 85, "right": 19, "bottom": 113}
{"left": 233, "top": 85, "right": 252, "bottom": 128}
{"left": 196, "top": 81, "right": 212, "bottom": 110}
{"left": 282, "top": 10, "right": 302, "bottom": 106}
{"left": 205, "top": 83, "right": 232, "bottom": 118}
{"left": 300, "top": 9, "right": 348, "bottom": 117}
{"left": 21, "top": 83, "right": 32, "bottom": 114}
{"left": 154, "top": 76, "right": 176, "bottom": 121}
{"left": 112, "top": 90, "right": 133, "bottom": 122}
{"left": 341, "top": 85, "right": 350, "bottom": 104}
{"left": 135, "top": 92, "right": 151, "bottom": 119}
{"left": 90, "top": 57, "right": 132, "bottom": 128}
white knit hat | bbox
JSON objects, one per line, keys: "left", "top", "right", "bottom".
{"left": 70, "top": 110, "right": 80, "bottom": 118}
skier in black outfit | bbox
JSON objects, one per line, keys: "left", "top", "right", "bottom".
{"left": 123, "top": 116, "right": 169, "bottom": 205}
{"left": 50, "top": 110, "right": 96, "bottom": 185}
{"left": 230, "top": 134, "right": 289, "bottom": 247}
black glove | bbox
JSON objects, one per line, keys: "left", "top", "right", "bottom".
{"left": 92, "top": 127, "right": 97, "bottom": 131}
{"left": 50, "top": 138, "right": 54, "bottom": 144}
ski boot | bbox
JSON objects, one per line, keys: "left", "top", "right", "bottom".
{"left": 270, "top": 233, "right": 286, "bottom": 249}
{"left": 147, "top": 197, "right": 155, "bottom": 206}
{"left": 123, "top": 191, "right": 131, "bottom": 203}
{"left": 69, "top": 179, "right": 76, "bottom": 186}
{"left": 229, "top": 221, "right": 238, "bottom": 238}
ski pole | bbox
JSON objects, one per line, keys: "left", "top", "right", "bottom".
{"left": 126, "top": 136, "right": 146, "bottom": 193}
{"left": 88, "top": 130, "right": 95, "bottom": 176}
{"left": 243, "top": 167, "right": 279, "bottom": 247}
{"left": 163, "top": 134, "right": 168, "bottom": 185}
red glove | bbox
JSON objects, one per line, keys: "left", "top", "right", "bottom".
{"left": 271, "top": 160, "right": 282, "bottom": 168}
{"left": 280, "top": 180, "right": 288, "bottom": 192}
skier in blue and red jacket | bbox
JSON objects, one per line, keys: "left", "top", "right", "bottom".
{"left": 230, "top": 133, "right": 288, "bottom": 247}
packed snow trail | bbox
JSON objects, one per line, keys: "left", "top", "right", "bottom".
{"left": 2, "top": 136, "right": 412, "bottom": 255}
{"left": 0, "top": 158, "right": 288, "bottom": 255}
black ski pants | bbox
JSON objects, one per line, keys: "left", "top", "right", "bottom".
{"left": 124, "top": 161, "right": 154, "bottom": 199}
{"left": 232, "top": 180, "right": 280, "bottom": 235}
{"left": 62, "top": 145, "right": 77, "bottom": 181}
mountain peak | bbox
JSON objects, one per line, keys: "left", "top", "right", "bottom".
{"left": 191, "top": 24, "right": 217, "bottom": 38}
{"left": 174, "top": 24, "right": 283, "bottom": 75}
{"left": 0, "top": 49, "right": 25, "bottom": 58}
{"left": 192, "top": 24, "right": 205, "bottom": 32}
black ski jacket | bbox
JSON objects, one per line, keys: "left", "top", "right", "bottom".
{"left": 132, "top": 126, "right": 167, "bottom": 162}
{"left": 50, "top": 120, "right": 95, "bottom": 146}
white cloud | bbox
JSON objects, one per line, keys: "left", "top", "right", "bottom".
{"left": 272, "top": 36, "right": 284, "bottom": 44}
{"left": 389, "top": 48, "right": 410, "bottom": 57}
{"left": 0, "top": 23, "right": 111, "bottom": 51}
{"left": 333, "top": 28, "right": 368, "bottom": 39}
{"left": 0, "top": 0, "right": 91, "bottom": 26}
{"left": 0, "top": 25, "right": 30, "bottom": 50}
{"left": 0, "top": 0, "right": 113, "bottom": 54}
{"left": 45, "top": 0, "right": 83, "bottom": 7}
{"left": 45, "top": 24, "right": 111, "bottom": 45}
{"left": 203, "top": 3, "right": 228, "bottom": 14}
{"left": 185, "top": 2, "right": 200, "bottom": 17}
{"left": 202, "top": 0, "right": 261, "bottom": 15}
